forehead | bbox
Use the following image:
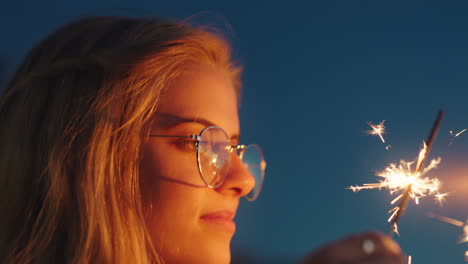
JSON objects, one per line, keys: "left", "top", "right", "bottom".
{"left": 156, "top": 63, "right": 239, "bottom": 134}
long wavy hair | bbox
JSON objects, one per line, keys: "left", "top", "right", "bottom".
{"left": 0, "top": 16, "right": 241, "bottom": 264}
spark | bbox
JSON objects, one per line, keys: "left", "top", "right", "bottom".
{"left": 449, "top": 128, "right": 467, "bottom": 146}
{"left": 451, "top": 128, "right": 467, "bottom": 138}
{"left": 408, "top": 255, "right": 412, "bottom": 264}
{"left": 349, "top": 142, "right": 447, "bottom": 228}
{"left": 428, "top": 213, "right": 468, "bottom": 243}
{"left": 428, "top": 213, "right": 468, "bottom": 261}
{"left": 366, "top": 120, "right": 387, "bottom": 144}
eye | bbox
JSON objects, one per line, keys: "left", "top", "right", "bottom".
{"left": 174, "top": 138, "right": 198, "bottom": 151}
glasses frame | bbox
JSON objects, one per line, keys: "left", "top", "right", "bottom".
{"left": 149, "top": 126, "right": 266, "bottom": 201}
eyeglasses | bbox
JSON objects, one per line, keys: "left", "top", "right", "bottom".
{"left": 149, "top": 126, "right": 266, "bottom": 201}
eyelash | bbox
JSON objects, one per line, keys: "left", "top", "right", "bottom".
{"left": 174, "top": 138, "right": 198, "bottom": 151}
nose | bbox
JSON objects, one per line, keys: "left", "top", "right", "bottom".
{"left": 215, "top": 152, "right": 255, "bottom": 198}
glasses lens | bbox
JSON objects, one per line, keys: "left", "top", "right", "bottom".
{"left": 241, "top": 144, "right": 266, "bottom": 201}
{"left": 198, "top": 127, "right": 230, "bottom": 187}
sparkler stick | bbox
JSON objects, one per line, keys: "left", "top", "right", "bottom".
{"left": 388, "top": 110, "right": 445, "bottom": 235}
{"left": 415, "top": 110, "right": 444, "bottom": 172}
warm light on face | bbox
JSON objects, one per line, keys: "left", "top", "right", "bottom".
{"left": 140, "top": 63, "right": 248, "bottom": 264}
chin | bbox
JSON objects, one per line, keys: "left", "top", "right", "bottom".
{"left": 193, "top": 241, "right": 231, "bottom": 264}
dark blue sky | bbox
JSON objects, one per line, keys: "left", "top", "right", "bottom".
{"left": 2, "top": 1, "right": 468, "bottom": 263}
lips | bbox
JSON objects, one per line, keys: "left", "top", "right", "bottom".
{"left": 200, "top": 210, "right": 236, "bottom": 233}
{"left": 201, "top": 210, "right": 235, "bottom": 220}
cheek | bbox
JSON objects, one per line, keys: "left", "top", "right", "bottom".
{"left": 139, "top": 140, "right": 203, "bottom": 214}
{"left": 139, "top": 140, "right": 201, "bottom": 186}
{"left": 143, "top": 179, "right": 202, "bottom": 233}
{"left": 139, "top": 143, "right": 203, "bottom": 257}
{"left": 138, "top": 142, "right": 233, "bottom": 263}
{"left": 139, "top": 141, "right": 200, "bottom": 224}
{"left": 140, "top": 181, "right": 231, "bottom": 264}
{"left": 142, "top": 181, "right": 205, "bottom": 262}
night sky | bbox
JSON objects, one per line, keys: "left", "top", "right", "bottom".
{"left": 2, "top": 1, "right": 468, "bottom": 263}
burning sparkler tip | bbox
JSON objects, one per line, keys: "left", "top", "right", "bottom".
{"left": 357, "top": 111, "right": 445, "bottom": 237}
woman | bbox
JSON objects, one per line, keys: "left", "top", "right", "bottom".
{"left": 0, "top": 16, "right": 404, "bottom": 263}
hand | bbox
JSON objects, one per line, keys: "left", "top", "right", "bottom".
{"left": 302, "top": 231, "right": 406, "bottom": 264}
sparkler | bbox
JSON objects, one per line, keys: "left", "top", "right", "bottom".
{"left": 350, "top": 110, "right": 447, "bottom": 236}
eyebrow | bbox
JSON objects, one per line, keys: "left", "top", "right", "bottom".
{"left": 153, "top": 113, "right": 240, "bottom": 142}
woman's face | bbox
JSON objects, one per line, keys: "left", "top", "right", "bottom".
{"left": 139, "top": 63, "right": 255, "bottom": 264}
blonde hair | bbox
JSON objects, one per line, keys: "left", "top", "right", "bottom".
{"left": 0, "top": 16, "right": 241, "bottom": 263}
